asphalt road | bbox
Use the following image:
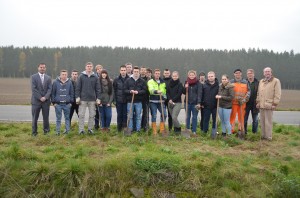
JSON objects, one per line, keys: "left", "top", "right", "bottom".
{"left": 0, "top": 105, "right": 299, "bottom": 126}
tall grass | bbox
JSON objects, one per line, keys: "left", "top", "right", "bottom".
{"left": 0, "top": 122, "right": 299, "bottom": 197}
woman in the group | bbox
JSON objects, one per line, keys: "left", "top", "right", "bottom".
{"left": 167, "top": 71, "right": 184, "bottom": 134}
{"left": 182, "top": 70, "right": 202, "bottom": 134}
{"left": 215, "top": 74, "right": 235, "bottom": 138}
{"left": 98, "top": 69, "right": 114, "bottom": 131}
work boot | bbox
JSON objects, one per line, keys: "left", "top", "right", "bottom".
{"left": 152, "top": 123, "right": 157, "bottom": 136}
{"left": 159, "top": 122, "right": 165, "bottom": 133}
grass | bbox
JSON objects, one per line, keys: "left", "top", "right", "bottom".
{"left": 0, "top": 122, "right": 299, "bottom": 197}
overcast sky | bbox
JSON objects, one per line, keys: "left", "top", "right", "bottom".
{"left": 1, "top": 0, "right": 300, "bottom": 53}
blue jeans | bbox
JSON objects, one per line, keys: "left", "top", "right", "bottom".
{"left": 55, "top": 104, "right": 71, "bottom": 133}
{"left": 127, "top": 102, "right": 142, "bottom": 131}
{"left": 116, "top": 102, "right": 127, "bottom": 127}
{"left": 99, "top": 105, "right": 112, "bottom": 128}
{"left": 185, "top": 104, "right": 198, "bottom": 133}
{"left": 218, "top": 107, "right": 232, "bottom": 135}
{"left": 149, "top": 102, "right": 167, "bottom": 123}
{"left": 203, "top": 107, "right": 217, "bottom": 132}
{"left": 244, "top": 105, "right": 259, "bottom": 133}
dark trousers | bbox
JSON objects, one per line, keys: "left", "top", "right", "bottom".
{"left": 116, "top": 102, "right": 128, "bottom": 130}
{"left": 70, "top": 103, "right": 79, "bottom": 122}
{"left": 199, "top": 107, "right": 204, "bottom": 131}
{"left": 94, "top": 105, "right": 100, "bottom": 129}
{"left": 31, "top": 102, "right": 50, "bottom": 135}
{"left": 244, "top": 105, "right": 259, "bottom": 133}
{"left": 165, "top": 100, "right": 172, "bottom": 130}
{"left": 141, "top": 101, "right": 149, "bottom": 130}
{"left": 203, "top": 107, "right": 217, "bottom": 132}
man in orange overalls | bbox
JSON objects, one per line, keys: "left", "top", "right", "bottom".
{"left": 230, "top": 69, "right": 250, "bottom": 134}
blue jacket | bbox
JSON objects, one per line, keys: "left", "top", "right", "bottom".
{"left": 51, "top": 77, "right": 74, "bottom": 104}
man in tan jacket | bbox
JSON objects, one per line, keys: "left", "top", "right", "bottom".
{"left": 256, "top": 67, "right": 281, "bottom": 140}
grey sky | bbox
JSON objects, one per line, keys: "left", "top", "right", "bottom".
{"left": 1, "top": 0, "right": 300, "bottom": 53}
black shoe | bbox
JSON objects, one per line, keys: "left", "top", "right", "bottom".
{"left": 79, "top": 131, "right": 85, "bottom": 135}
{"left": 44, "top": 131, "right": 49, "bottom": 135}
{"left": 63, "top": 130, "right": 69, "bottom": 135}
{"left": 56, "top": 132, "right": 60, "bottom": 136}
{"left": 88, "top": 129, "right": 94, "bottom": 135}
{"left": 32, "top": 133, "right": 37, "bottom": 137}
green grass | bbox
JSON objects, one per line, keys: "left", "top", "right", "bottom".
{"left": 0, "top": 122, "right": 299, "bottom": 197}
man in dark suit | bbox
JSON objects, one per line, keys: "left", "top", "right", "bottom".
{"left": 31, "top": 63, "right": 52, "bottom": 136}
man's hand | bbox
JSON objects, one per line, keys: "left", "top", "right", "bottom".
{"left": 157, "top": 90, "right": 162, "bottom": 94}
{"left": 76, "top": 97, "right": 80, "bottom": 104}
{"left": 96, "top": 99, "right": 101, "bottom": 105}
{"left": 271, "top": 105, "right": 276, "bottom": 110}
{"left": 40, "top": 97, "right": 46, "bottom": 102}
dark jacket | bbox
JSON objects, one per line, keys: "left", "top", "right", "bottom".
{"left": 75, "top": 71, "right": 100, "bottom": 101}
{"left": 182, "top": 81, "right": 202, "bottom": 105}
{"left": 167, "top": 79, "right": 183, "bottom": 103}
{"left": 141, "top": 75, "right": 150, "bottom": 103}
{"left": 202, "top": 78, "right": 219, "bottom": 109}
{"left": 113, "top": 74, "right": 129, "bottom": 103}
{"left": 247, "top": 78, "right": 259, "bottom": 113}
{"left": 124, "top": 77, "right": 147, "bottom": 103}
{"left": 71, "top": 79, "right": 77, "bottom": 104}
{"left": 99, "top": 79, "right": 114, "bottom": 105}
{"left": 31, "top": 73, "right": 52, "bottom": 105}
{"left": 51, "top": 77, "right": 74, "bottom": 105}
{"left": 218, "top": 82, "right": 235, "bottom": 109}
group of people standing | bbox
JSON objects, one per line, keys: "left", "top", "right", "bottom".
{"left": 31, "top": 62, "right": 281, "bottom": 140}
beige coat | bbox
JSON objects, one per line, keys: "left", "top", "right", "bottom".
{"left": 256, "top": 77, "right": 281, "bottom": 109}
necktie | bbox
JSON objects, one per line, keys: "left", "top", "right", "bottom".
{"left": 41, "top": 74, "right": 44, "bottom": 84}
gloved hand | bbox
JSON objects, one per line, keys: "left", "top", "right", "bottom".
{"left": 238, "top": 98, "right": 245, "bottom": 106}
{"left": 76, "top": 97, "right": 80, "bottom": 104}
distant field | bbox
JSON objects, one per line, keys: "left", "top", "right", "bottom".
{"left": 0, "top": 78, "right": 299, "bottom": 110}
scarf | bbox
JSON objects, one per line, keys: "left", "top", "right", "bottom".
{"left": 187, "top": 77, "right": 198, "bottom": 86}
{"left": 101, "top": 78, "right": 108, "bottom": 86}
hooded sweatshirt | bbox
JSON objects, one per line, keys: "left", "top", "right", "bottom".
{"left": 51, "top": 77, "right": 74, "bottom": 104}
{"left": 75, "top": 71, "right": 100, "bottom": 101}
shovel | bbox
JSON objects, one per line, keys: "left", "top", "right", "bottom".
{"left": 159, "top": 93, "right": 169, "bottom": 137}
{"left": 124, "top": 93, "right": 135, "bottom": 136}
{"left": 237, "top": 102, "right": 245, "bottom": 140}
{"left": 181, "top": 87, "right": 191, "bottom": 138}
{"left": 211, "top": 98, "right": 219, "bottom": 139}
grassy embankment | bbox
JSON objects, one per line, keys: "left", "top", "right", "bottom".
{"left": 0, "top": 123, "right": 299, "bottom": 197}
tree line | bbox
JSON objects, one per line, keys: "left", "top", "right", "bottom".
{"left": 0, "top": 46, "right": 299, "bottom": 89}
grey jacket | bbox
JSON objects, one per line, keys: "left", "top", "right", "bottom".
{"left": 31, "top": 73, "right": 52, "bottom": 105}
{"left": 75, "top": 71, "right": 100, "bottom": 101}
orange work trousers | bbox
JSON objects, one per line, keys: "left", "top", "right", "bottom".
{"left": 230, "top": 103, "right": 246, "bottom": 133}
